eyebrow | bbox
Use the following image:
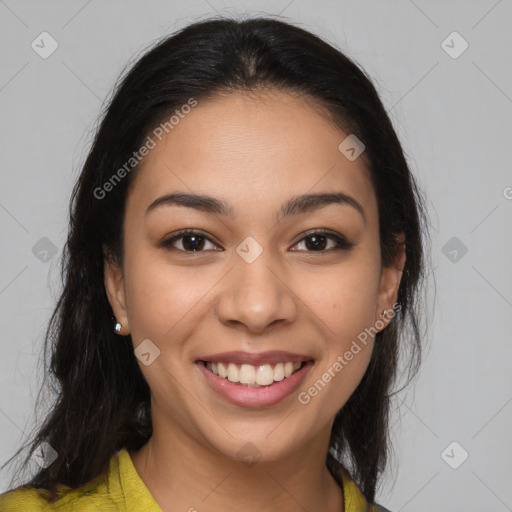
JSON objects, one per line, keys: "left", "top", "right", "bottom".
{"left": 145, "top": 191, "right": 366, "bottom": 224}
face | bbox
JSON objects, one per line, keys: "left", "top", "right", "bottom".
{"left": 104, "top": 89, "right": 404, "bottom": 463}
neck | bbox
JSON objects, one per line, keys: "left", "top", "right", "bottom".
{"left": 129, "top": 423, "right": 344, "bottom": 512}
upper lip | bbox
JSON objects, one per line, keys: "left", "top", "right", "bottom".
{"left": 197, "top": 350, "right": 314, "bottom": 366}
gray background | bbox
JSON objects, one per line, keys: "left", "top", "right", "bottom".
{"left": 1, "top": 1, "right": 511, "bottom": 510}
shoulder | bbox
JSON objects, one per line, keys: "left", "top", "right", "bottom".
{"left": 0, "top": 481, "right": 121, "bottom": 511}
{"left": 0, "top": 450, "right": 125, "bottom": 511}
{"left": 0, "top": 486, "right": 50, "bottom": 511}
{"left": 335, "top": 464, "right": 394, "bottom": 512}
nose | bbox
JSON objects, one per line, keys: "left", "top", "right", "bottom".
{"left": 215, "top": 247, "right": 299, "bottom": 334}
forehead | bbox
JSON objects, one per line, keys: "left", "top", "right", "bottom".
{"left": 126, "top": 90, "right": 377, "bottom": 224}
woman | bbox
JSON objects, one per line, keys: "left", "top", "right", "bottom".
{"left": 0, "top": 15, "right": 429, "bottom": 511}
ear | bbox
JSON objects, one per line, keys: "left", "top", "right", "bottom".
{"left": 375, "top": 233, "right": 406, "bottom": 330}
{"left": 103, "top": 245, "right": 129, "bottom": 335}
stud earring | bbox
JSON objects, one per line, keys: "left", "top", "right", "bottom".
{"left": 114, "top": 321, "right": 122, "bottom": 334}
{"left": 380, "top": 309, "right": 389, "bottom": 319}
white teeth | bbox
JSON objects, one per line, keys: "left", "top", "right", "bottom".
{"left": 274, "top": 363, "right": 285, "bottom": 381}
{"left": 218, "top": 362, "right": 227, "bottom": 378}
{"left": 239, "top": 364, "right": 256, "bottom": 384}
{"left": 205, "top": 360, "right": 305, "bottom": 387}
{"left": 255, "top": 365, "right": 274, "bottom": 386}
{"left": 227, "top": 363, "right": 239, "bottom": 383}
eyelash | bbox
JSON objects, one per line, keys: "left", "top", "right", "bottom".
{"left": 159, "top": 229, "right": 355, "bottom": 253}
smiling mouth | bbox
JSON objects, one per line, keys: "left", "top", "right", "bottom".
{"left": 201, "top": 360, "right": 311, "bottom": 388}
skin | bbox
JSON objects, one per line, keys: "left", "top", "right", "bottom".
{"left": 104, "top": 89, "right": 405, "bottom": 512}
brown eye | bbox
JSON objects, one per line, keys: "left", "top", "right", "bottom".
{"left": 160, "top": 230, "right": 219, "bottom": 252}
{"left": 160, "top": 229, "right": 354, "bottom": 254}
{"left": 291, "top": 230, "right": 355, "bottom": 252}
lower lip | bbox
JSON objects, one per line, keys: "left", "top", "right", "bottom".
{"left": 197, "top": 360, "right": 314, "bottom": 408}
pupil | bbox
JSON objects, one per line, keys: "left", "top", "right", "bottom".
{"left": 181, "top": 234, "right": 328, "bottom": 252}
{"left": 306, "top": 235, "right": 326, "bottom": 251}
{"left": 184, "top": 235, "right": 204, "bottom": 251}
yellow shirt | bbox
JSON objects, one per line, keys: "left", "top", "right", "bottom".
{"left": 0, "top": 448, "right": 390, "bottom": 511}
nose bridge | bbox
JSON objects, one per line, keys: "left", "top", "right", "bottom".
{"left": 215, "top": 236, "right": 298, "bottom": 332}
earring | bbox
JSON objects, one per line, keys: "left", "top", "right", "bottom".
{"left": 380, "top": 309, "right": 389, "bottom": 319}
{"left": 114, "top": 321, "right": 122, "bottom": 334}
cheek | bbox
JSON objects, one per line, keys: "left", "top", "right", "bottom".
{"left": 122, "top": 247, "right": 209, "bottom": 343}
{"left": 298, "top": 259, "right": 381, "bottom": 345}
